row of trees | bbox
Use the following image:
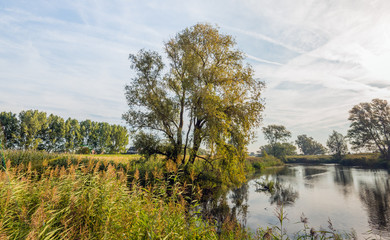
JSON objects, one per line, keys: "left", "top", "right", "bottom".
{"left": 259, "top": 98, "right": 390, "bottom": 161}
{"left": 0, "top": 110, "right": 129, "bottom": 153}
{"left": 258, "top": 124, "right": 349, "bottom": 159}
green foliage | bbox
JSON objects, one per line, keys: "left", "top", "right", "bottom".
{"left": 262, "top": 125, "right": 292, "bottom": 146}
{"left": 285, "top": 155, "right": 335, "bottom": 164}
{"left": 327, "top": 131, "right": 348, "bottom": 159}
{"left": 95, "top": 122, "right": 111, "bottom": 153}
{"left": 0, "top": 111, "right": 19, "bottom": 149}
{"left": 259, "top": 143, "right": 297, "bottom": 160}
{"left": 246, "top": 155, "right": 283, "bottom": 171}
{"left": 108, "top": 125, "right": 129, "bottom": 153}
{"left": 124, "top": 23, "right": 264, "bottom": 184}
{"left": 19, "top": 110, "right": 47, "bottom": 150}
{"left": 77, "top": 146, "right": 91, "bottom": 154}
{"left": 0, "top": 139, "right": 5, "bottom": 171}
{"left": 261, "top": 125, "right": 295, "bottom": 160}
{"left": 80, "top": 119, "right": 95, "bottom": 147}
{"left": 133, "top": 131, "right": 164, "bottom": 159}
{"left": 285, "top": 153, "right": 386, "bottom": 168}
{"left": 339, "top": 153, "right": 385, "bottom": 167}
{"left": 42, "top": 114, "right": 66, "bottom": 152}
{"left": 296, "top": 134, "right": 327, "bottom": 155}
{"left": 64, "top": 117, "right": 82, "bottom": 152}
{"left": 0, "top": 110, "right": 129, "bottom": 154}
{"left": 348, "top": 98, "right": 390, "bottom": 161}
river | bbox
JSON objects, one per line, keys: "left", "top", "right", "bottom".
{"left": 200, "top": 164, "right": 390, "bottom": 239}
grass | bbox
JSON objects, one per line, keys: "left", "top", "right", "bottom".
{"left": 246, "top": 155, "right": 284, "bottom": 171}
{"left": 285, "top": 155, "right": 335, "bottom": 164}
{"left": 340, "top": 153, "right": 385, "bottom": 168}
{"left": 285, "top": 153, "right": 386, "bottom": 168}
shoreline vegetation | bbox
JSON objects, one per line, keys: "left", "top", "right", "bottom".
{"left": 0, "top": 149, "right": 373, "bottom": 239}
{"left": 285, "top": 153, "right": 387, "bottom": 168}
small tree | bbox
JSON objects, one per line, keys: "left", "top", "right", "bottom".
{"left": 348, "top": 98, "right": 390, "bottom": 161}
{"left": 259, "top": 142, "right": 296, "bottom": 160}
{"left": 327, "top": 131, "right": 348, "bottom": 159}
{"left": 296, "top": 134, "right": 326, "bottom": 155}
{"left": 261, "top": 125, "right": 292, "bottom": 158}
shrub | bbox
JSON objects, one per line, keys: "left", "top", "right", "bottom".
{"left": 77, "top": 146, "right": 91, "bottom": 154}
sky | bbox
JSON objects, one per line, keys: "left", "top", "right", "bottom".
{"left": 1, "top": 0, "right": 390, "bottom": 152}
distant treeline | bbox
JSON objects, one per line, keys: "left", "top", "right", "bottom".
{"left": 0, "top": 110, "right": 129, "bottom": 153}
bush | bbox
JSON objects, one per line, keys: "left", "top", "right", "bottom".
{"left": 77, "top": 146, "right": 91, "bottom": 154}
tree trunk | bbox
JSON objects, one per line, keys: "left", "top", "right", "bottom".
{"left": 189, "top": 124, "right": 202, "bottom": 164}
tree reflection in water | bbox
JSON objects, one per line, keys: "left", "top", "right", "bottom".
{"left": 359, "top": 177, "right": 390, "bottom": 236}
{"left": 333, "top": 166, "right": 354, "bottom": 186}
{"left": 333, "top": 166, "right": 354, "bottom": 196}
{"left": 230, "top": 182, "right": 249, "bottom": 225}
{"left": 255, "top": 180, "right": 299, "bottom": 206}
{"left": 199, "top": 183, "right": 249, "bottom": 231}
{"left": 199, "top": 165, "right": 390, "bottom": 238}
{"left": 303, "top": 167, "right": 327, "bottom": 180}
{"left": 269, "top": 184, "right": 299, "bottom": 206}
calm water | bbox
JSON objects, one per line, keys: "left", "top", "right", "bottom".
{"left": 201, "top": 164, "right": 390, "bottom": 239}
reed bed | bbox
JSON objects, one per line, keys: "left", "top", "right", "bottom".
{"left": 74, "top": 154, "right": 142, "bottom": 165}
{"left": 0, "top": 160, "right": 218, "bottom": 239}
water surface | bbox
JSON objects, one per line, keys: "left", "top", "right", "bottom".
{"left": 202, "top": 164, "right": 390, "bottom": 239}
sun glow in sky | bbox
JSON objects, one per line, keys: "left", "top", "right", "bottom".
{"left": 1, "top": 0, "right": 390, "bottom": 151}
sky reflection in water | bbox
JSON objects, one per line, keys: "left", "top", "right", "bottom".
{"left": 227, "top": 164, "right": 390, "bottom": 239}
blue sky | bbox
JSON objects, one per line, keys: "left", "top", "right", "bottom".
{"left": 1, "top": 0, "right": 390, "bottom": 151}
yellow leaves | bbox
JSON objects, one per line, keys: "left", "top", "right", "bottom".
{"left": 128, "top": 24, "right": 264, "bottom": 184}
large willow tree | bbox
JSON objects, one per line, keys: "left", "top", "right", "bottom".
{"left": 123, "top": 24, "right": 264, "bottom": 182}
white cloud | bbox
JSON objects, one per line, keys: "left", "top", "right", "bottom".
{"left": 1, "top": 0, "right": 390, "bottom": 152}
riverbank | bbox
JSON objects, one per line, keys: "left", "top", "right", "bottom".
{"left": 285, "top": 153, "right": 388, "bottom": 168}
